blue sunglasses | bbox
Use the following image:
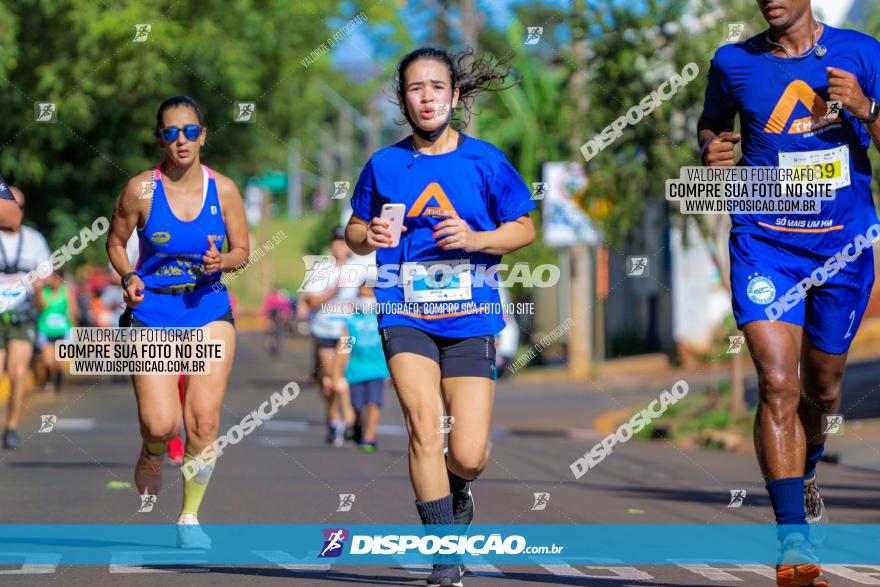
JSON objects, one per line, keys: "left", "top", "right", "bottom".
{"left": 159, "top": 124, "right": 202, "bottom": 142}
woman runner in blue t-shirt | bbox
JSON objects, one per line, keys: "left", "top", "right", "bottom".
{"left": 107, "top": 96, "right": 249, "bottom": 548}
{"left": 346, "top": 47, "right": 535, "bottom": 587}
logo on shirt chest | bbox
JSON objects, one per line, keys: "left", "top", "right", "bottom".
{"left": 407, "top": 182, "right": 458, "bottom": 218}
{"left": 150, "top": 231, "right": 171, "bottom": 245}
{"left": 764, "top": 80, "right": 840, "bottom": 135}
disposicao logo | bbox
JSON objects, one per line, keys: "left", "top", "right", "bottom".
{"left": 319, "top": 528, "right": 348, "bottom": 558}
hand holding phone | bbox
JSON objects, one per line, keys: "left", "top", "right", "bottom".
{"left": 369, "top": 203, "right": 407, "bottom": 248}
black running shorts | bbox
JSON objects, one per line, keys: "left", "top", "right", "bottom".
{"left": 380, "top": 325, "right": 496, "bottom": 380}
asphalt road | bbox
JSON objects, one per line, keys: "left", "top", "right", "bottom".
{"left": 2, "top": 332, "right": 880, "bottom": 586}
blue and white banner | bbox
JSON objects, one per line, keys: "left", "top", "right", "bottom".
{"left": 0, "top": 525, "right": 878, "bottom": 565}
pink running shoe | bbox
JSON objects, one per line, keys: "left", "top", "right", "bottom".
{"left": 166, "top": 436, "right": 184, "bottom": 466}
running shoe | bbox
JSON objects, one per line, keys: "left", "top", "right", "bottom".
{"left": 332, "top": 420, "right": 345, "bottom": 448}
{"left": 359, "top": 441, "right": 377, "bottom": 454}
{"left": 804, "top": 475, "right": 828, "bottom": 546}
{"left": 776, "top": 532, "right": 829, "bottom": 587}
{"left": 426, "top": 563, "right": 462, "bottom": 587}
{"left": 344, "top": 425, "right": 357, "bottom": 442}
{"left": 326, "top": 423, "right": 335, "bottom": 445}
{"left": 176, "top": 513, "right": 212, "bottom": 549}
{"left": 166, "top": 436, "right": 185, "bottom": 466}
{"left": 134, "top": 444, "right": 163, "bottom": 495}
{"left": 2, "top": 429, "right": 21, "bottom": 449}
{"left": 452, "top": 482, "right": 474, "bottom": 529}
{"left": 804, "top": 476, "right": 827, "bottom": 524}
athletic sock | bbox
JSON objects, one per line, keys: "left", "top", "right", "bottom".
{"left": 181, "top": 452, "right": 215, "bottom": 517}
{"left": 416, "top": 494, "right": 455, "bottom": 564}
{"left": 767, "top": 477, "right": 808, "bottom": 542}
{"left": 145, "top": 441, "right": 165, "bottom": 456}
{"left": 448, "top": 469, "right": 472, "bottom": 494}
{"left": 804, "top": 443, "right": 825, "bottom": 481}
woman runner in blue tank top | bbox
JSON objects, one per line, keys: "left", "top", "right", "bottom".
{"left": 107, "top": 96, "right": 249, "bottom": 549}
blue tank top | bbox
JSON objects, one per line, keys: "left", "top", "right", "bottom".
{"left": 132, "top": 165, "right": 231, "bottom": 327}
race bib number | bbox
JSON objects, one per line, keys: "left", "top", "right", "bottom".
{"left": 46, "top": 314, "right": 68, "bottom": 329}
{"left": 402, "top": 260, "right": 472, "bottom": 303}
{"left": 778, "top": 145, "right": 851, "bottom": 190}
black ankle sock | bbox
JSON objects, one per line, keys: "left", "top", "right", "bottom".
{"left": 448, "top": 469, "right": 472, "bottom": 493}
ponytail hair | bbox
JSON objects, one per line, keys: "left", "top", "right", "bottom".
{"left": 393, "top": 47, "right": 514, "bottom": 128}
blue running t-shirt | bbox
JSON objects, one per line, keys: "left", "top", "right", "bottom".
{"left": 351, "top": 135, "right": 535, "bottom": 337}
{"left": 704, "top": 25, "right": 880, "bottom": 254}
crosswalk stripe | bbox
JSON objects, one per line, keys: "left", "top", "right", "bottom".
{"left": 251, "top": 550, "right": 330, "bottom": 571}
{"left": 463, "top": 562, "right": 505, "bottom": 576}
{"left": 0, "top": 553, "right": 60, "bottom": 575}
{"left": 540, "top": 564, "right": 586, "bottom": 576}
{"left": 53, "top": 418, "right": 96, "bottom": 431}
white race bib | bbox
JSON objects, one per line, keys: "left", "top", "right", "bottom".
{"left": 778, "top": 145, "right": 851, "bottom": 191}
{"left": 402, "top": 259, "right": 472, "bottom": 303}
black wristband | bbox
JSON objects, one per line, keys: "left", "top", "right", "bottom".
{"left": 122, "top": 271, "right": 138, "bottom": 289}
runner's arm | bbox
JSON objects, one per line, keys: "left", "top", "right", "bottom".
{"left": 107, "top": 177, "right": 146, "bottom": 279}
{"left": 698, "top": 54, "right": 740, "bottom": 166}
{"left": 826, "top": 66, "right": 880, "bottom": 153}
{"left": 470, "top": 214, "right": 535, "bottom": 256}
{"left": 306, "top": 284, "right": 341, "bottom": 309}
{"left": 215, "top": 174, "right": 250, "bottom": 272}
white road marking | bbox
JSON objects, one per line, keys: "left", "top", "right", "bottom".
{"left": 463, "top": 562, "right": 505, "bottom": 576}
{"left": 825, "top": 565, "right": 880, "bottom": 585}
{"left": 673, "top": 561, "right": 775, "bottom": 582}
{"left": 109, "top": 551, "right": 209, "bottom": 573}
{"left": 53, "top": 418, "right": 96, "bottom": 431}
{"left": 0, "top": 553, "right": 60, "bottom": 574}
{"left": 251, "top": 550, "right": 330, "bottom": 571}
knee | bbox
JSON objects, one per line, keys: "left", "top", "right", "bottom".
{"left": 188, "top": 413, "right": 219, "bottom": 441}
{"left": 141, "top": 420, "right": 177, "bottom": 442}
{"left": 758, "top": 369, "right": 799, "bottom": 414}
{"left": 804, "top": 377, "right": 841, "bottom": 406}
{"left": 408, "top": 411, "right": 444, "bottom": 455}
{"left": 447, "top": 452, "right": 486, "bottom": 480}
{"left": 8, "top": 363, "right": 28, "bottom": 382}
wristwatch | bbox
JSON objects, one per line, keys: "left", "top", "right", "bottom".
{"left": 862, "top": 98, "right": 880, "bottom": 124}
{"left": 122, "top": 271, "right": 138, "bottom": 289}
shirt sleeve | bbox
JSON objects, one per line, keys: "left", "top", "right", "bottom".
{"left": 0, "top": 175, "right": 12, "bottom": 201}
{"left": 487, "top": 156, "right": 536, "bottom": 225}
{"left": 857, "top": 37, "right": 880, "bottom": 149}
{"left": 351, "top": 158, "right": 379, "bottom": 222}
{"left": 702, "top": 55, "right": 738, "bottom": 124}
{"left": 860, "top": 37, "right": 880, "bottom": 101}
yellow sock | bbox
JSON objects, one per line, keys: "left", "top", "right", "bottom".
{"left": 181, "top": 452, "right": 215, "bottom": 517}
{"left": 145, "top": 441, "right": 165, "bottom": 456}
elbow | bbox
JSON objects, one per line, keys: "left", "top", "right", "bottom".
{"left": 525, "top": 224, "right": 537, "bottom": 247}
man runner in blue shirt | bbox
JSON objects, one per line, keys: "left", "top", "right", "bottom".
{"left": 699, "top": 1, "right": 880, "bottom": 585}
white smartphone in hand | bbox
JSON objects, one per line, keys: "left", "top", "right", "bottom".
{"left": 379, "top": 203, "right": 406, "bottom": 247}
